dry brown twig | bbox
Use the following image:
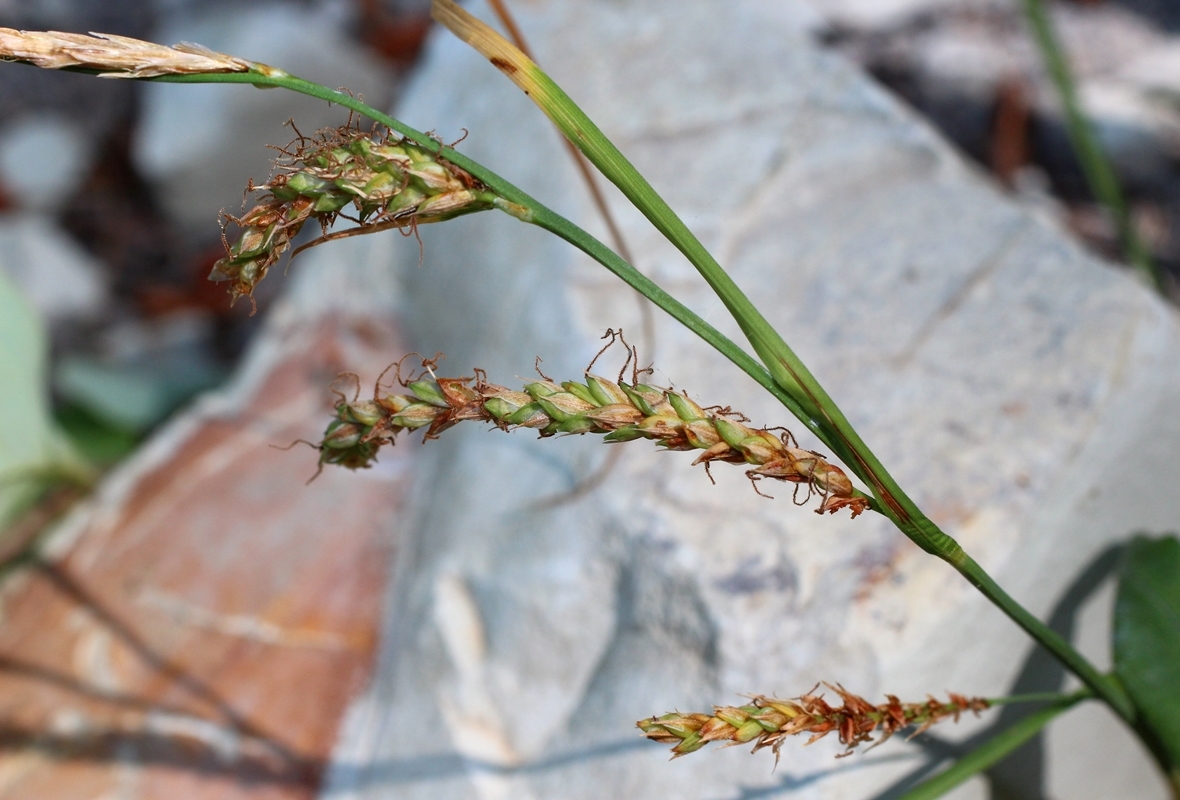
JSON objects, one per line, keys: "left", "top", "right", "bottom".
{"left": 0, "top": 28, "right": 256, "bottom": 77}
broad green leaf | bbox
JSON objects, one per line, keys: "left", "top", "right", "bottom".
{"left": 0, "top": 271, "right": 90, "bottom": 531}
{"left": 1114, "top": 534, "right": 1180, "bottom": 776}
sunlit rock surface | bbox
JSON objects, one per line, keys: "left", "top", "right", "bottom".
{"left": 323, "top": 1, "right": 1178, "bottom": 799}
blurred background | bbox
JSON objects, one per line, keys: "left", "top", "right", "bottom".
{"left": 2, "top": 0, "right": 1180, "bottom": 797}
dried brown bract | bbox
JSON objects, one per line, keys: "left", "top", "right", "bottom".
{"left": 0, "top": 28, "right": 254, "bottom": 77}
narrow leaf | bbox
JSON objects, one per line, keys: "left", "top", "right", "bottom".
{"left": 897, "top": 697, "right": 1083, "bottom": 800}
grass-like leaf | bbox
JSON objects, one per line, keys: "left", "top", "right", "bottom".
{"left": 895, "top": 693, "right": 1086, "bottom": 800}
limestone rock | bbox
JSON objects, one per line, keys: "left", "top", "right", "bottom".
{"left": 321, "top": 1, "right": 1178, "bottom": 799}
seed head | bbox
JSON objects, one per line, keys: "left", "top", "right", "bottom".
{"left": 637, "top": 685, "right": 989, "bottom": 760}
{"left": 211, "top": 124, "right": 501, "bottom": 305}
{"left": 311, "top": 356, "right": 870, "bottom": 518}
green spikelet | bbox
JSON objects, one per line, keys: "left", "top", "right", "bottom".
{"left": 312, "top": 358, "right": 869, "bottom": 518}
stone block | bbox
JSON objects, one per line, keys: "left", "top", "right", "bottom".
{"left": 320, "top": 2, "right": 1179, "bottom": 798}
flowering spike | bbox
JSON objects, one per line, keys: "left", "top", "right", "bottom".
{"left": 637, "top": 686, "right": 989, "bottom": 760}
{"left": 210, "top": 124, "right": 501, "bottom": 304}
{"left": 310, "top": 356, "right": 870, "bottom": 517}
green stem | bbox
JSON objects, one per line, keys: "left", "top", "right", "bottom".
{"left": 957, "top": 554, "right": 1133, "bottom": 721}
{"left": 985, "top": 689, "right": 1090, "bottom": 706}
{"left": 152, "top": 72, "right": 812, "bottom": 425}
{"left": 897, "top": 690, "right": 1089, "bottom": 800}
{"left": 418, "top": 12, "right": 1140, "bottom": 723}
{"left": 157, "top": 67, "right": 1136, "bottom": 724}
{"left": 1020, "top": 0, "right": 1162, "bottom": 290}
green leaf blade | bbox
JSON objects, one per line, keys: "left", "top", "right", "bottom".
{"left": 1114, "top": 534, "right": 1180, "bottom": 779}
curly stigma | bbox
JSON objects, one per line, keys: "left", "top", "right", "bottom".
{"left": 637, "top": 685, "right": 990, "bottom": 759}
{"left": 316, "top": 350, "right": 869, "bottom": 517}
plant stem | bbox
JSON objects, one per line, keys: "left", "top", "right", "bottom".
{"left": 1019, "top": 0, "right": 1162, "bottom": 291}
{"left": 956, "top": 554, "right": 1132, "bottom": 720}
{"left": 484, "top": 0, "right": 652, "bottom": 347}
{"left": 985, "top": 689, "right": 1091, "bottom": 706}
{"left": 427, "top": 1, "right": 1139, "bottom": 723}
{"left": 150, "top": 72, "right": 799, "bottom": 413}
{"left": 485, "top": 0, "right": 635, "bottom": 265}
{"left": 897, "top": 690, "right": 1089, "bottom": 800}
{"left": 158, "top": 61, "right": 1135, "bottom": 724}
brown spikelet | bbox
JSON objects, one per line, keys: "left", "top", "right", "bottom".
{"left": 0, "top": 28, "right": 256, "bottom": 77}
{"left": 637, "top": 684, "right": 990, "bottom": 760}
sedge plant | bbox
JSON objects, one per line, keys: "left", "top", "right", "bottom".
{"left": 1, "top": 6, "right": 1178, "bottom": 798}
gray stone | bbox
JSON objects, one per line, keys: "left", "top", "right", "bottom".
{"left": 321, "top": 1, "right": 1177, "bottom": 798}
{"left": 0, "top": 212, "right": 107, "bottom": 320}
{"left": 0, "top": 113, "right": 94, "bottom": 213}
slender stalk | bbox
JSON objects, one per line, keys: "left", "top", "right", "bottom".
{"left": 427, "top": 1, "right": 1138, "bottom": 724}
{"left": 985, "top": 689, "right": 1090, "bottom": 706}
{"left": 1019, "top": 0, "right": 1162, "bottom": 291}
{"left": 150, "top": 72, "right": 802, "bottom": 414}
{"left": 956, "top": 555, "right": 1131, "bottom": 719}
{"left": 896, "top": 690, "right": 1089, "bottom": 800}
{"left": 483, "top": 0, "right": 637, "bottom": 264}
{"left": 484, "top": 0, "right": 653, "bottom": 348}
